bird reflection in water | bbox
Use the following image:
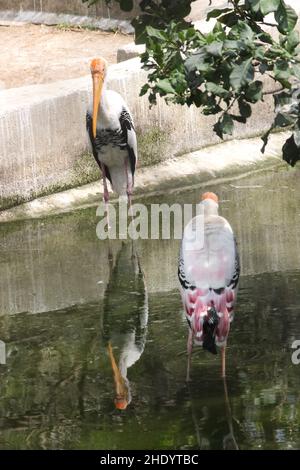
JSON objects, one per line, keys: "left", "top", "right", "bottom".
{"left": 222, "top": 378, "right": 238, "bottom": 450}
{"left": 103, "top": 242, "right": 148, "bottom": 410}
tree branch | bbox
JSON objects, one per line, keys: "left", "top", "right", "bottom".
{"left": 258, "top": 21, "right": 278, "bottom": 28}
{"left": 263, "top": 86, "right": 284, "bottom": 96}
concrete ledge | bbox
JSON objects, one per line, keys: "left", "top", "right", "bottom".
{"left": 0, "top": 132, "right": 287, "bottom": 223}
{"left": 117, "top": 43, "right": 145, "bottom": 63}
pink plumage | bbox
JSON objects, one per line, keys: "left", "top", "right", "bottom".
{"left": 178, "top": 193, "right": 240, "bottom": 379}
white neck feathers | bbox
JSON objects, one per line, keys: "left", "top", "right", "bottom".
{"left": 201, "top": 199, "right": 219, "bottom": 216}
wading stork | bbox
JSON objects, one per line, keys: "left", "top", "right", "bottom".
{"left": 86, "top": 58, "right": 137, "bottom": 204}
{"left": 178, "top": 192, "right": 240, "bottom": 380}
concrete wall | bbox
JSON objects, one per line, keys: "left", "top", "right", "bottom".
{"left": 0, "top": 57, "right": 276, "bottom": 211}
{"left": 0, "top": 0, "right": 140, "bottom": 20}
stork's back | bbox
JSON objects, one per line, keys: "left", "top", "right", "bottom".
{"left": 182, "top": 213, "right": 237, "bottom": 291}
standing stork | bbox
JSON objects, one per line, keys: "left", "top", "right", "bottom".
{"left": 178, "top": 192, "right": 240, "bottom": 380}
{"left": 86, "top": 57, "right": 137, "bottom": 204}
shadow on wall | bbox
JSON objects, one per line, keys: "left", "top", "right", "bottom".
{"left": 0, "top": 0, "right": 140, "bottom": 19}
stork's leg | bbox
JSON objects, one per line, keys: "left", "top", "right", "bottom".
{"left": 100, "top": 163, "right": 109, "bottom": 203}
{"left": 124, "top": 158, "right": 134, "bottom": 227}
{"left": 100, "top": 163, "right": 110, "bottom": 229}
{"left": 186, "top": 328, "right": 193, "bottom": 382}
{"left": 221, "top": 345, "right": 226, "bottom": 378}
{"left": 223, "top": 376, "right": 239, "bottom": 450}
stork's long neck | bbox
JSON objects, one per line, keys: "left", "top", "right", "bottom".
{"left": 100, "top": 80, "right": 108, "bottom": 104}
{"left": 201, "top": 199, "right": 219, "bottom": 216}
{"left": 98, "top": 82, "right": 109, "bottom": 117}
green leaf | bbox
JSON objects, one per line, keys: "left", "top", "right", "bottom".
{"left": 261, "top": 127, "right": 273, "bottom": 153}
{"left": 274, "top": 91, "right": 292, "bottom": 108}
{"left": 245, "top": 80, "right": 263, "bottom": 103}
{"left": 146, "top": 26, "right": 167, "bottom": 41}
{"left": 292, "top": 63, "right": 300, "bottom": 79}
{"left": 213, "top": 121, "right": 223, "bottom": 139}
{"left": 206, "top": 82, "right": 229, "bottom": 98}
{"left": 260, "top": 0, "right": 280, "bottom": 16}
{"left": 120, "top": 0, "right": 133, "bottom": 12}
{"left": 218, "top": 12, "right": 239, "bottom": 27}
{"left": 259, "top": 63, "right": 268, "bottom": 74}
{"left": 231, "top": 114, "right": 247, "bottom": 123}
{"left": 275, "top": 3, "right": 298, "bottom": 34}
{"left": 221, "top": 113, "right": 234, "bottom": 135}
{"left": 275, "top": 112, "right": 297, "bottom": 127}
{"left": 214, "top": 113, "right": 234, "bottom": 138}
{"left": 224, "top": 39, "right": 244, "bottom": 50}
{"left": 140, "top": 83, "right": 149, "bottom": 96}
{"left": 257, "top": 31, "right": 273, "bottom": 44}
{"left": 230, "top": 58, "right": 254, "bottom": 90}
{"left": 212, "top": 21, "right": 226, "bottom": 37}
{"left": 235, "top": 21, "right": 255, "bottom": 42}
{"left": 254, "top": 46, "right": 266, "bottom": 60}
{"left": 274, "top": 60, "right": 291, "bottom": 81}
{"left": 203, "top": 104, "right": 222, "bottom": 115}
{"left": 282, "top": 134, "right": 300, "bottom": 166}
{"left": 156, "top": 79, "right": 176, "bottom": 94}
{"left": 286, "top": 30, "right": 300, "bottom": 51}
{"left": 206, "top": 7, "right": 232, "bottom": 21}
{"left": 238, "top": 98, "right": 252, "bottom": 118}
{"left": 132, "top": 17, "right": 147, "bottom": 44}
{"left": 247, "top": 0, "right": 261, "bottom": 14}
{"left": 205, "top": 41, "right": 223, "bottom": 57}
{"left": 185, "top": 52, "right": 210, "bottom": 73}
{"left": 161, "top": 0, "right": 191, "bottom": 18}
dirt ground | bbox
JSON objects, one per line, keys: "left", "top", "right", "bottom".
{"left": 0, "top": 23, "right": 132, "bottom": 89}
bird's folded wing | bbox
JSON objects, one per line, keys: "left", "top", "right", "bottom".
{"left": 86, "top": 111, "right": 112, "bottom": 183}
{"left": 119, "top": 108, "right": 138, "bottom": 176}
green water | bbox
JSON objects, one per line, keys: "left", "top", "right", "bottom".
{"left": 0, "top": 166, "right": 300, "bottom": 450}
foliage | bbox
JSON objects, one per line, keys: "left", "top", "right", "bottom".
{"left": 83, "top": 0, "right": 300, "bottom": 166}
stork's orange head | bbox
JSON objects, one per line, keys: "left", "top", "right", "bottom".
{"left": 201, "top": 192, "right": 219, "bottom": 204}
{"left": 90, "top": 57, "right": 107, "bottom": 76}
{"left": 114, "top": 396, "right": 129, "bottom": 410}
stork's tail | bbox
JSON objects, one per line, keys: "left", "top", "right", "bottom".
{"left": 202, "top": 306, "right": 219, "bottom": 355}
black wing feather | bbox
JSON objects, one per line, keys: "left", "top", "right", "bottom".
{"left": 86, "top": 112, "right": 112, "bottom": 184}
{"left": 119, "top": 108, "right": 137, "bottom": 176}
{"left": 229, "top": 238, "right": 240, "bottom": 290}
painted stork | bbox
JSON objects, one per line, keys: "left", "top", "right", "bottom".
{"left": 103, "top": 242, "right": 148, "bottom": 410}
{"left": 86, "top": 57, "right": 137, "bottom": 204}
{"left": 178, "top": 192, "right": 240, "bottom": 380}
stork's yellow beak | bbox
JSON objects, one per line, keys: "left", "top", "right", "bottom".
{"left": 107, "top": 342, "right": 129, "bottom": 410}
{"left": 92, "top": 72, "right": 104, "bottom": 138}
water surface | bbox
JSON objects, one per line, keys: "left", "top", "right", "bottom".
{"left": 0, "top": 166, "right": 300, "bottom": 450}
